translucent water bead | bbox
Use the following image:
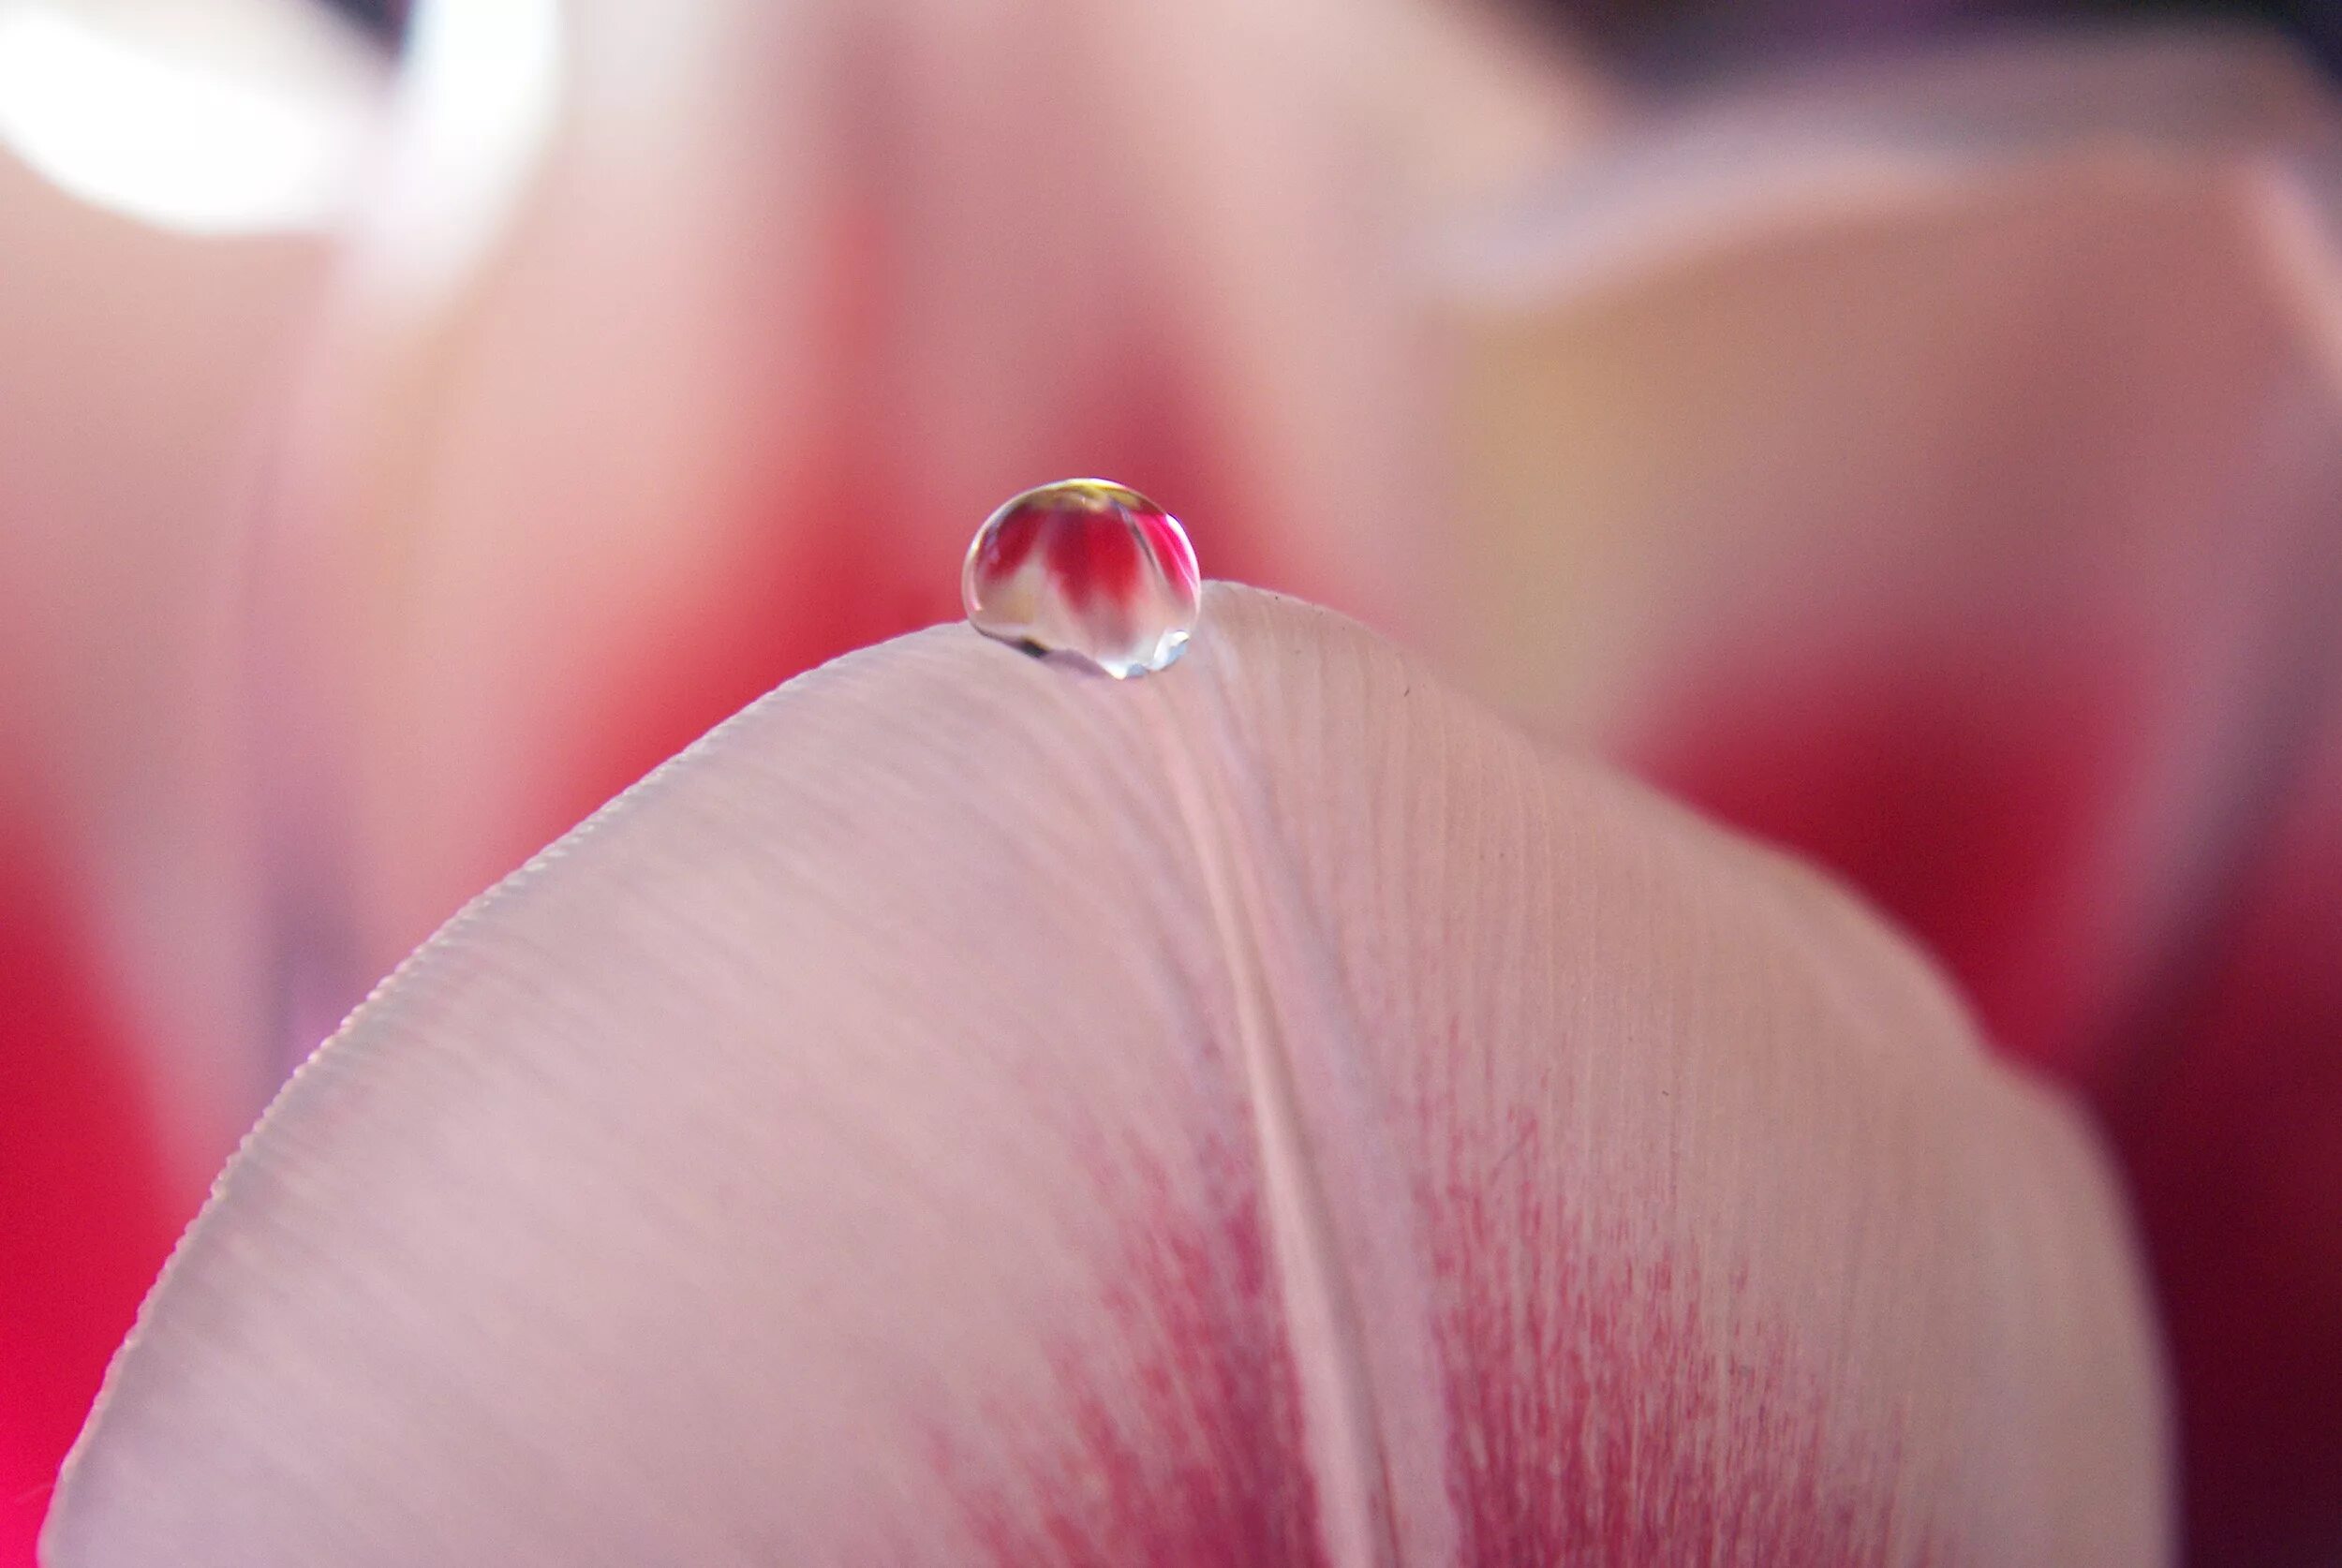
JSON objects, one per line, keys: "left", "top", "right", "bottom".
{"left": 961, "top": 480, "right": 1202, "bottom": 678}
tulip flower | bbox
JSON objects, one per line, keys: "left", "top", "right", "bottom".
{"left": 2, "top": 0, "right": 2336, "bottom": 1562}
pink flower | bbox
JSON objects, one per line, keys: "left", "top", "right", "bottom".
{"left": 2, "top": 2, "right": 2334, "bottom": 1562}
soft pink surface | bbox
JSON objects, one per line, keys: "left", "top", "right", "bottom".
{"left": 47, "top": 588, "right": 2165, "bottom": 1566}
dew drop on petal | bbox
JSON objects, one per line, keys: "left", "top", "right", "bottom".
{"left": 962, "top": 480, "right": 1203, "bottom": 678}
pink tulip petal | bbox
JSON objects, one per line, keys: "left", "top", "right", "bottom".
{"left": 1446, "top": 34, "right": 2340, "bottom": 1561}
{"left": 48, "top": 587, "right": 2165, "bottom": 1565}
{"left": 0, "top": 141, "right": 343, "bottom": 1173}
{"left": 0, "top": 70, "right": 370, "bottom": 1557}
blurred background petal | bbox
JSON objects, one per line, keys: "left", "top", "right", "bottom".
{"left": 1443, "top": 33, "right": 2341, "bottom": 1559}
{"left": 0, "top": 0, "right": 389, "bottom": 1551}
{"left": 48, "top": 590, "right": 2167, "bottom": 1566}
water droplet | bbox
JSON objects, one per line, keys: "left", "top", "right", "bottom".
{"left": 962, "top": 480, "right": 1202, "bottom": 678}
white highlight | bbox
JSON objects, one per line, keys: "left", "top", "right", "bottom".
{"left": 0, "top": 1, "right": 380, "bottom": 234}
{"left": 359, "top": 0, "right": 562, "bottom": 302}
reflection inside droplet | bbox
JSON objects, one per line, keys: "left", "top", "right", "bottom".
{"left": 963, "top": 480, "right": 1202, "bottom": 679}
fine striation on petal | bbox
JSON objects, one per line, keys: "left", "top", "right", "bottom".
{"left": 46, "top": 587, "right": 2167, "bottom": 1566}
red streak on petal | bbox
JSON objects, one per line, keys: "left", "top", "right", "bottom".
{"left": 924, "top": 1091, "right": 1942, "bottom": 1562}
{"left": 0, "top": 835, "right": 178, "bottom": 1566}
{"left": 1432, "top": 1115, "right": 1940, "bottom": 1563}
{"left": 932, "top": 1135, "right": 1327, "bottom": 1566}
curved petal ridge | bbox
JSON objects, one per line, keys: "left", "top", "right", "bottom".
{"left": 45, "top": 587, "right": 2165, "bottom": 1566}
